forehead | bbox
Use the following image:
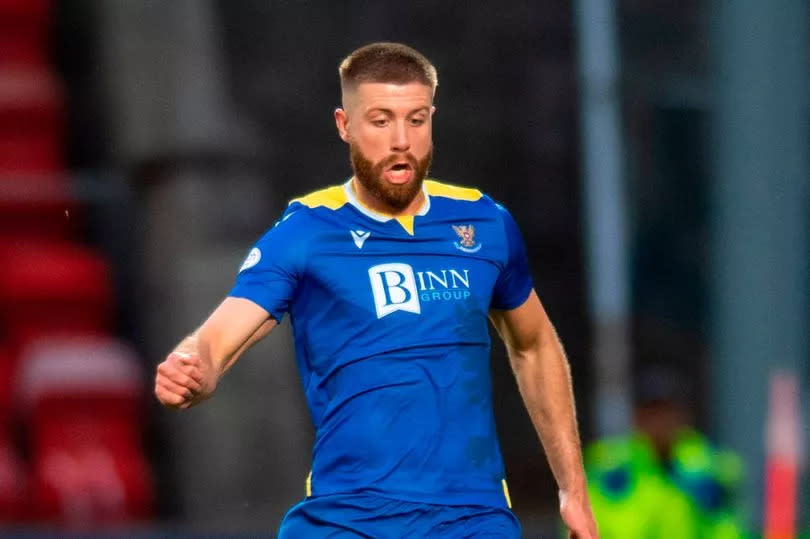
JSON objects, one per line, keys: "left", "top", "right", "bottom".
{"left": 347, "top": 82, "right": 433, "bottom": 112}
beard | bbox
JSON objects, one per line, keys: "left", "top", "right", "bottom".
{"left": 350, "top": 144, "right": 433, "bottom": 212}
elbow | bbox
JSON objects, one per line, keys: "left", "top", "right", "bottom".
{"left": 507, "top": 345, "right": 540, "bottom": 374}
{"left": 508, "top": 335, "right": 566, "bottom": 374}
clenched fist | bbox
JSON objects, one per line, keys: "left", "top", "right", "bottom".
{"left": 154, "top": 351, "right": 216, "bottom": 409}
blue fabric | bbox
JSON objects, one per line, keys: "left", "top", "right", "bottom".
{"left": 229, "top": 181, "right": 533, "bottom": 508}
{"left": 229, "top": 206, "right": 307, "bottom": 322}
{"left": 491, "top": 204, "right": 533, "bottom": 310}
{"left": 278, "top": 494, "right": 521, "bottom": 538}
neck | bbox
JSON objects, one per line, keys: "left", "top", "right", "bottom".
{"left": 351, "top": 177, "right": 426, "bottom": 217}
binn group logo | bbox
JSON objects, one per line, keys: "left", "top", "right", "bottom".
{"left": 368, "top": 262, "right": 472, "bottom": 319}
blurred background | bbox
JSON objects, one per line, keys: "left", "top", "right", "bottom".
{"left": 0, "top": 0, "right": 806, "bottom": 536}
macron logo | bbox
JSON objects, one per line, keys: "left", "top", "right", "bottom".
{"left": 350, "top": 229, "right": 370, "bottom": 249}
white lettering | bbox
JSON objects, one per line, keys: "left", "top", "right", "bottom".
{"left": 372, "top": 265, "right": 473, "bottom": 308}
{"left": 449, "top": 269, "right": 470, "bottom": 289}
{"left": 416, "top": 271, "right": 427, "bottom": 291}
{"left": 425, "top": 270, "right": 448, "bottom": 290}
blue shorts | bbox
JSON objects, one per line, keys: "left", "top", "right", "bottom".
{"left": 278, "top": 493, "right": 521, "bottom": 538}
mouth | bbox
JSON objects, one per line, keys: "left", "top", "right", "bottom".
{"left": 383, "top": 162, "right": 414, "bottom": 184}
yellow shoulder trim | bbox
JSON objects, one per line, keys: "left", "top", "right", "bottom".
{"left": 290, "top": 185, "right": 348, "bottom": 210}
{"left": 424, "top": 179, "right": 482, "bottom": 201}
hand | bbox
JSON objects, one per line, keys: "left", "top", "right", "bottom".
{"left": 560, "top": 487, "right": 599, "bottom": 539}
{"left": 154, "top": 351, "right": 216, "bottom": 409}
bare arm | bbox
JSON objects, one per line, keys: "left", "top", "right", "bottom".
{"left": 155, "top": 297, "right": 277, "bottom": 409}
{"left": 197, "top": 296, "right": 277, "bottom": 376}
{"left": 490, "top": 289, "right": 598, "bottom": 538}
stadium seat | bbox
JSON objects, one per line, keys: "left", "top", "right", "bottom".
{"left": 0, "top": 67, "right": 71, "bottom": 239}
{"left": 0, "top": 67, "right": 65, "bottom": 173}
{"left": 0, "top": 241, "right": 114, "bottom": 353}
{"left": 0, "top": 175, "right": 77, "bottom": 241}
{"left": 0, "top": 0, "right": 51, "bottom": 67}
{"left": 0, "top": 437, "right": 27, "bottom": 522}
{"left": 0, "top": 345, "right": 15, "bottom": 431}
{"left": 0, "top": 346, "right": 26, "bottom": 522}
{"left": 0, "top": 15, "right": 75, "bottom": 241}
{"left": 16, "top": 335, "right": 154, "bottom": 526}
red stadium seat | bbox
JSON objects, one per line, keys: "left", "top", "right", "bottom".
{"left": 16, "top": 335, "right": 154, "bottom": 526}
{"left": 0, "top": 68, "right": 65, "bottom": 173}
{"left": 0, "top": 37, "right": 73, "bottom": 242}
{"left": 0, "top": 346, "right": 27, "bottom": 522}
{"left": 0, "top": 241, "right": 114, "bottom": 353}
{"left": 0, "top": 345, "right": 15, "bottom": 428}
{"left": 0, "top": 437, "right": 27, "bottom": 522}
{"left": 0, "top": 175, "right": 78, "bottom": 241}
{"left": 0, "top": 0, "right": 51, "bottom": 67}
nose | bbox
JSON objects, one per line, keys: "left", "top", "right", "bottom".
{"left": 390, "top": 120, "right": 410, "bottom": 152}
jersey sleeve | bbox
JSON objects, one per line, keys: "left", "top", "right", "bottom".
{"left": 228, "top": 206, "right": 306, "bottom": 322}
{"left": 490, "top": 203, "right": 534, "bottom": 310}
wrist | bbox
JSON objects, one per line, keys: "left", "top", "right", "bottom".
{"left": 558, "top": 477, "right": 588, "bottom": 499}
{"left": 175, "top": 334, "right": 198, "bottom": 356}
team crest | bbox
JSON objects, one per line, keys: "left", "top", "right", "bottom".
{"left": 452, "top": 224, "right": 482, "bottom": 253}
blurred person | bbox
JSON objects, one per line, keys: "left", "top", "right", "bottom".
{"left": 154, "top": 42, "right": 597, "bottom": 538}
{"left": 584, "top": 433, "right": 698, "bottom": 539}
{"left": 585, "top": 365, "right": 744, "bottom": 539}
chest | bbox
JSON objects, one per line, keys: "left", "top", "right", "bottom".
{"left": 301, "top": 218, "right": 506, "bottom": 320}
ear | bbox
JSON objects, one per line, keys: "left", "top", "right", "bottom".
{"left": 334, "top": 108, "right": 350, "bottom": 143}
{"left": 430, "top": 105, "right": 436, "bottom": 116}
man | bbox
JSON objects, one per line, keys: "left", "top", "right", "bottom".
{"left": 585, "top": 365, "right": 744, "bottom": 538}
{"left": 584, "top": 428, "right": 700, "bottom": 539}
{"left": 155, "top": 42, "right": 598, "bottom": 538}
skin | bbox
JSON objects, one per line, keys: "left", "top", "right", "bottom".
{"left": 490, "top": 291, "right": 598, "bottom": 538}
{"left": 154, "top": 80, "right": 598, "bottom": 538}
{"left": 635, "top": 400, "right": 690, "bottom": 461}
{"left": 336, "top": 81, "right": 434, "bottom": 215}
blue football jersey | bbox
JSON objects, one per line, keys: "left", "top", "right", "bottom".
{"left": 230, "top": 179, "right": 533, "bottom": 509}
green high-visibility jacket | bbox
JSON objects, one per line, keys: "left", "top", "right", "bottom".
{"left": 585, "top": 432, "right": 746, "bottom": 539}
{"left": 669, "top": 430, "right": 744, "bottom": 539}
{"left": 585, "top": 435, "right": 700, "bottom": 539}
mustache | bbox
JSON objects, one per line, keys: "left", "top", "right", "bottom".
{"left": 378, "top": 153, "right": 419, "bottom": 170}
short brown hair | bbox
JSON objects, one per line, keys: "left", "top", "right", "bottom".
{"left": 339, "top": 42, "right": 438, "bottom": 94}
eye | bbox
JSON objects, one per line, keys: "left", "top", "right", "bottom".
{"left": 371, "top": 118, "right": 388, "bottom": 127}
{"left": 409, "top": 117, "right": 426, "bottom": 126}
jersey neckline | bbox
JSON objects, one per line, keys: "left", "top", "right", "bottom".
{"left": 343, "top": 178, "right": 431, "bottom": 235}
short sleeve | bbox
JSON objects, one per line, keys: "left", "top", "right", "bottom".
{"left": 228, "top": 207, "right": 305, "bottom": 322}
{"left": 490, "top": 204, "right": 533, "bottom": 310}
